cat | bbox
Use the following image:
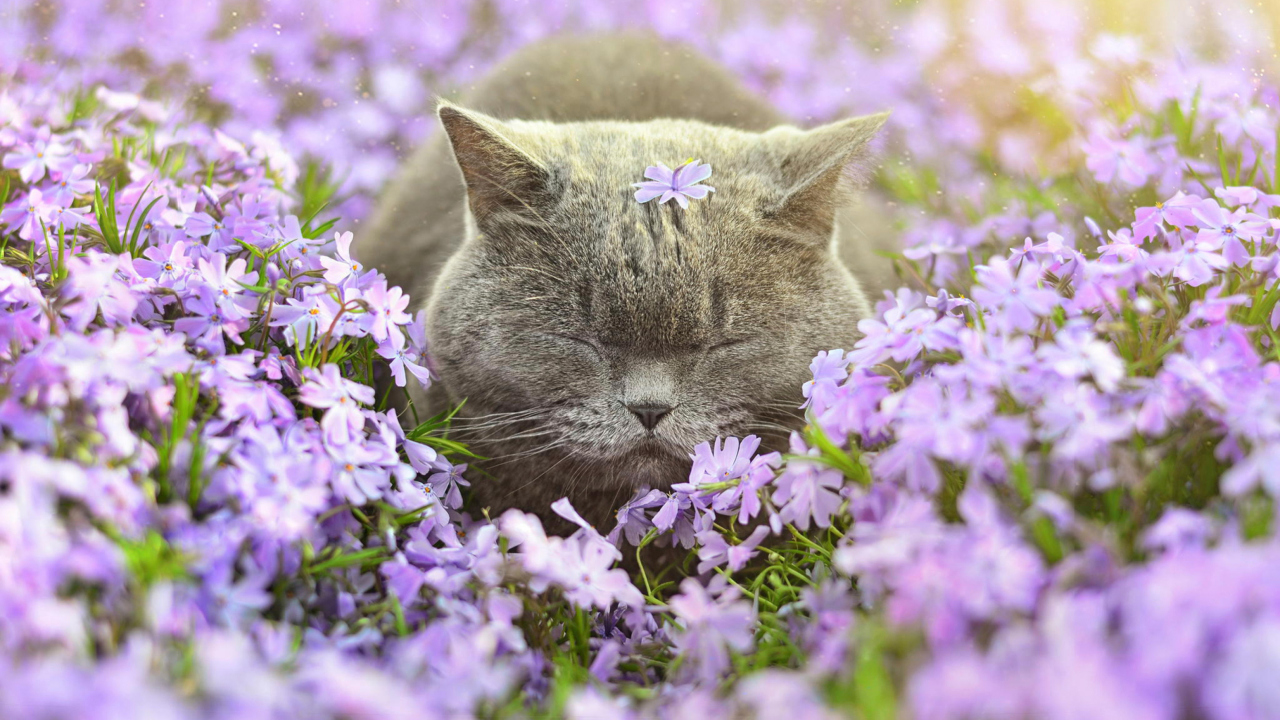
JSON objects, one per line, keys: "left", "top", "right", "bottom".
{"left": 359, "top": 32, "right": 894, "bottom": 531}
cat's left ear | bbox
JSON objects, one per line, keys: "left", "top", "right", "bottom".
{"left": 762, "top": 112, "right": 889, "bottom": 242}
{"left": 437, "top": 101, "right": 552, "bottom": 225}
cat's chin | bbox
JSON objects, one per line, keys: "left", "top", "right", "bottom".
{"left": 608, "top": 439, "right": 690, "bottom": 489}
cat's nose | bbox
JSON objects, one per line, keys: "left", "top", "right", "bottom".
{"left": 628, "top": 403, "right": 672, "bottom": 431}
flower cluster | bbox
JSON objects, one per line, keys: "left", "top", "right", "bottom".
{"left": 4, "top": 0, "right": 1280, "bottom": 719}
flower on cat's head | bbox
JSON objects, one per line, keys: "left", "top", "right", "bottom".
{"left": 632, "top": 158, "right": 715, "bottom": 209}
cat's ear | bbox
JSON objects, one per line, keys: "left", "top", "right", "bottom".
{"left": 762, "top": 112, "right": 889, "bottom": 242}
{"left": 437, "top": 101, "right": 551, "bottom": 224}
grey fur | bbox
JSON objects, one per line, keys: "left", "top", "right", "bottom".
{"left": 359, "top": 33, "right": 893, "bottom": 529}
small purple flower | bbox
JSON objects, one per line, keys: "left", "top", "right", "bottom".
{"left": 801, "top": 349, "right": 850, "bottom": 411}
{"left": 1192, "top": 199, "right": 1269, "bottom": 267}
{"left": 0, "top": 189, "right": 55, "bottom": 241}
{"left": 1081, "top": 130, "right": 1155, "bottom": 188}
{"left": 173, "top": 289, "right": 248, "bottom": 353}
{"left": 688, "top": 435, "right": 762, "bottom": 486}
{"left": 1215, "top": 185, "right": 1280, "bottom": 209}
{"left": 972, "top": 257, "right": 1061, "bottom": 333}
{"left": 772, "top": 460, "right": 845, "bottom": 531}
{"left": 695, "top": 524, "right": 771, "bottom": 574}
{"left": 1132, "top": 192, "right": 1201, "bottom": 241}
{"left": 269, "top": 287, "right": 341, "bottom": 349}
{"left": 632, "top": 158, "right": 715, "bottom": 209}
{"left": 668, "top": 578, "right": 756, "bottom": 683}
{"left": 135, "top": 241, "right": 194, "bottom": 290}
{"left": 426, "top": 461, "right": 470, "bottom": 509}
{"left": 3, "top": 128, "right": 71, "bottom": 183}
{"left": 608, "top": 488, "right": 667, "bottom": 546}
{"left": 46, "top": 164, "right": 95, "bottom": 206}
{"left": 926, "top": 289, "right": 973, "bottom": 317}
{"left": 360, "top": 278, "right": 411, "bottom": 344}
{"left": 319, "top": 231, "right": 367, "bottom": 284}
{"left": 195, "top": 252, "right": 258, "bottom": 316}
{"left": 183, "top": 211, "right": 235, "bottom": 251}
{"left": 558, "top": 536, "right": 645, "bottom": 610}
{"left": 298, "top": 363, "right": 375, "bottom": 446}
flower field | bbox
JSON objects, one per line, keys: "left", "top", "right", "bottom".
{"left": 3, "top": 1, "right": 1280, "bottom": 718}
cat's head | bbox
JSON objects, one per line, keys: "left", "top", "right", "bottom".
{"left": 425, "top": 102, "right": 886, "bottom": 490}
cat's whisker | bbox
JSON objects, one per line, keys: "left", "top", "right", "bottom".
{"left": 743, "top": 421, "right": 800, "bottom": 436}
{"left": 498, "top": 448, "right": 579, "bottom": 498}
{"left": 486, "top": 428, "right": 561, "bottom": 444}
{"left": 482, "top": 436, "right": 573, "bottom": 462}
{"left": 456, "top": 407, "right": 549, "bottom": 421}
{"left": 453, "top": 419, "right": 548, "bottom": 436}
{"left": 452, "top": 409, "right": 552, "bottom": 432}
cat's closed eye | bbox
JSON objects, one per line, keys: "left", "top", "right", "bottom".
{"left": 707, "top": 338, "right": 752, "bottom": 353}
{"left": 538, "top": 332, "right": 603, "bottom": 359}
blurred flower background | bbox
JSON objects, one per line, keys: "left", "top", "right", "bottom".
{"left": 2, "top": 0, "right": 1280, "bottom": 718}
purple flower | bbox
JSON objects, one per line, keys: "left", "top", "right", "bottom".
{"left": 196, "top": 252, "right": 259, "bottom": 316}
{"left": 269, "top": 287, "right": 341, "bottom": 349}
{"left": 360, "top": 278, "right": 411, "bottom": 344}
{"left": 319, "top": 231, "right": 368, "bottom": 284}
{"left": 173, "top": 289, "right": 248, "bottom": 352}
{"left": 59, "top": 253, "right": 139, "bottom": 330}
{"left": 377, "top": 309, "right": 432, "bottom": 387}
{"left": 772, "top": 458, "right": 845, "bottom": 531}
{"left": 183, "top": 211, "right": 235, "bottom": 251}
{"left": 1193, "top": 199, "right": 1270, "bottom": 266}
{"left": 695, "top": 524, "right": 770, "bottom": 574}
{"left": 1081, "top": 130, "right": 1155, "bottom": 188}
{"left": 558, "top": 536, "right": 644, "bottom": 610}
{"left": 631, "top": 158, "right": 715, "bottom": 209}
{"left": 3, "top": 128, "right": 71, "bottom": 183}
{"left": 852, "top": 302, "right": 962, "bottom": 366}
{"left": 687, "top": 435, "right": 762, "bottom": 486}
{"left": 1163, "top": 239, "right": 1230, "bottom": 287}
{"left": 926, "top": 289, "right": 973, "bottom": 317}
{"left": 801, "top": 349, "right": 850, "bottom": 411}
{"left": 1141, "top": 508, "right": 1213, "bottom": 555}
{"left": 135, "top": 241, "right": 194, "bottom": 290}
{"left": 1221, "top": 442, "right": 1280, "bottom": 497}
{"left": 705, "top": 451, "right": 781, "bottom": 525}
{"left": 298, "top": 363, "right": 375, "bottom": 446}
{"left": 608, "top": 488, "right": 667, "bottom": 546}
{"left": 1132, "top": 192, "right": 1200, "bottom": 241}
{"left": 1216, "top": 185, "right": 1280, "bottom": 209}
{"left": 972, "top": 257, "right": 1060, "bottom": 333}
{"left": 46, "top": 164, "right": 95, "bottom": 205}
{"left": 1, "top": 189, "right": 55, "bottom": 241}
{"left": 668, "top": 578, "right": 755, "bottom": 683}
{"left": 425, "top": 461, "right": 470, "bottom": 509}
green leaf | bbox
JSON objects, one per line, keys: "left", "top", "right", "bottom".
{"left": 308, "top": 546, "right": 390, "bottom": 574}
{"left": 851, "top": 624, "right": 898, "bottom": 720}
{"left": 118, "top": 530, "right": 190, "bottom": 588}
{"left": 1029, "top": 516, "right": 1065, "bottom": 563}
{"left": 93, "top": 182, "right": 123, "bottom": 254}
{"left": 1217, "top": 133, "right": 1231, "bottom": 186}
{"left": 128, "top": 195, "right": 165, "bottom": 256}
{"left": 803, "top": 422, "right": 870, "bottom": 485}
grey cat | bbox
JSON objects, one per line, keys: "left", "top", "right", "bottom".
{"left": 359, "top": 33, "right": 894, "bottom": 530}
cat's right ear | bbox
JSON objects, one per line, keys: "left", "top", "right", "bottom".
{"left": 761, "top": 112, "right": 889, "bottom": 243}
{"left": 437, "top": 101, "right": 551, "bottom": 225}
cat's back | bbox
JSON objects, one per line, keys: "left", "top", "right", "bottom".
{"left": 456, "top": 33, "right": 785, "bottom": 128}
{"left": 359, "top": 33, "right": 786, "bottom": 300}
